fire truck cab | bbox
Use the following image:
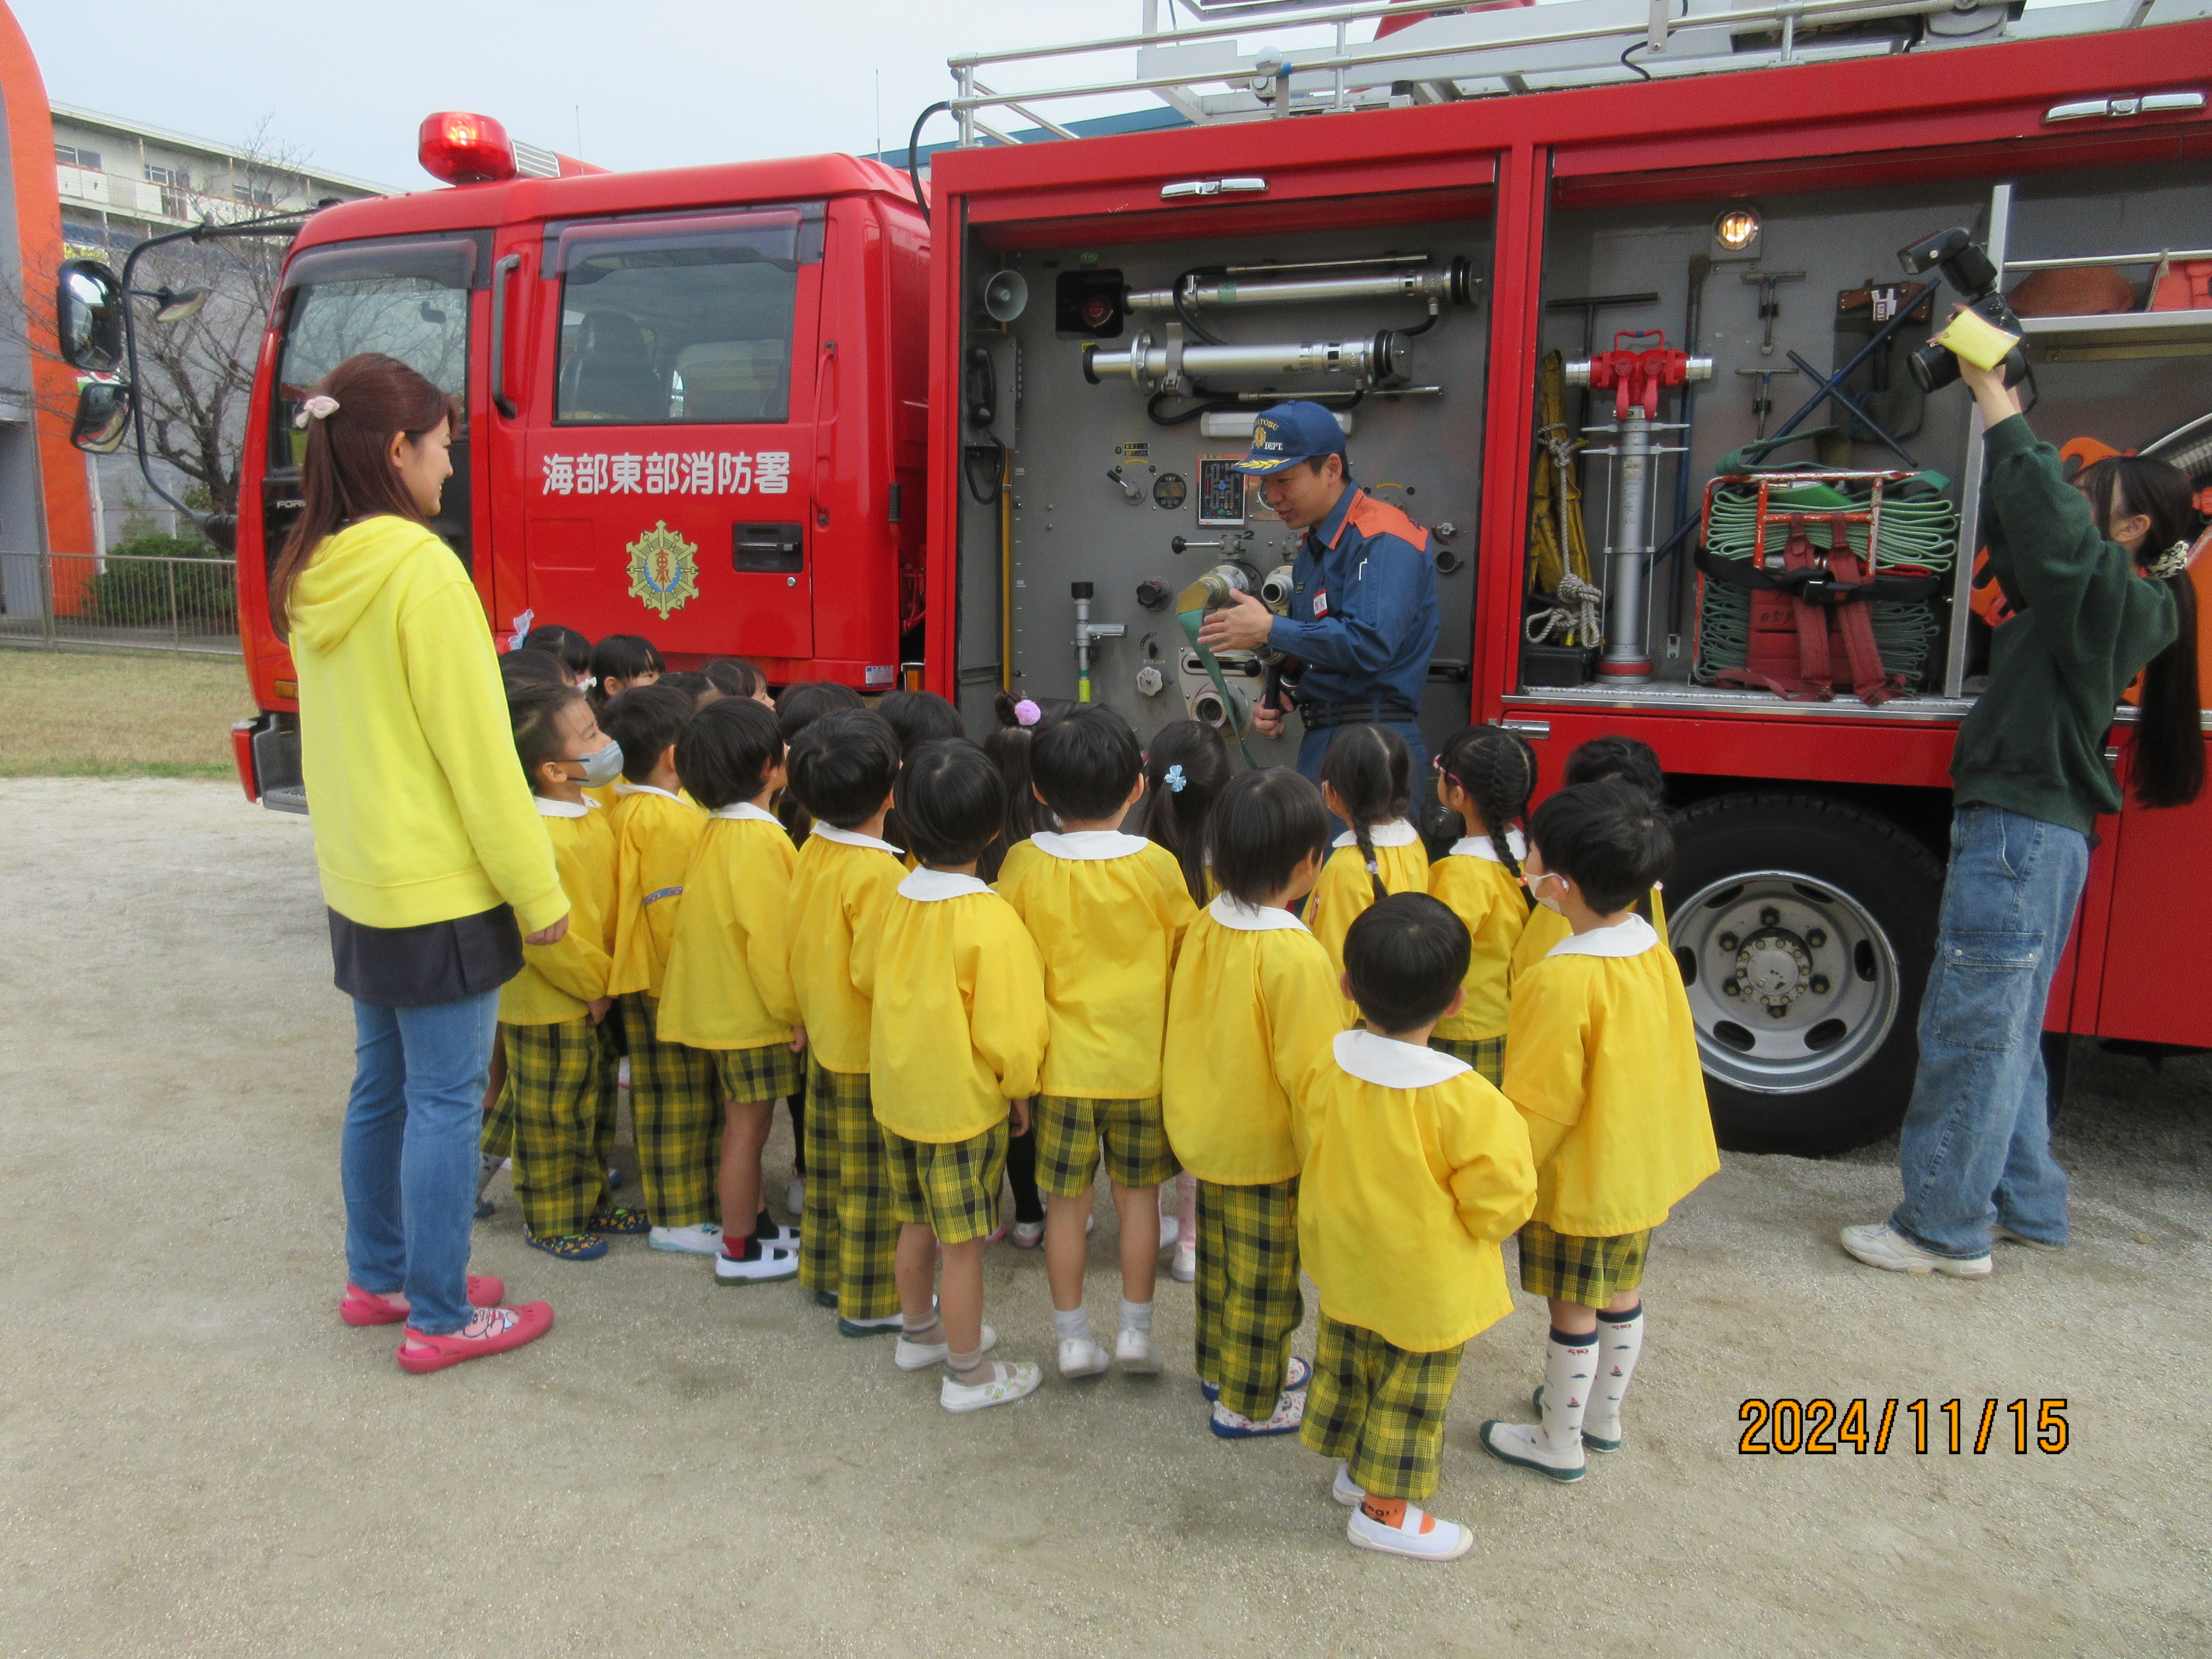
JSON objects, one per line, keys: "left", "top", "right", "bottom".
{"left": 920, "top": 1, "right": 2212, "bottom": 1153}
{"left": 231, "top": 128, "right": 930, "bottom": 811}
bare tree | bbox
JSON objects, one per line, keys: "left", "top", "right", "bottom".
{"left": 1, "top": 120, "right": 314, "bottom": 519}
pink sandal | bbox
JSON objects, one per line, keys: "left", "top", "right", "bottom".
{"left": 339, "top": 1275, "right": 507, "bottom": 1327}
{"left": 395, "top": 1302, "right": 554, "bottom": 1374}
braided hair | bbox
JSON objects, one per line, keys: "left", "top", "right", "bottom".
{"left": 1318, "top": 723, "right": 1411, "bottom": 904}
{"left": 1436, "top": 725, "right": 1538, "bottom": 912}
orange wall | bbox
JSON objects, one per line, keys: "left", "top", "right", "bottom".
{"left": 0, "top": 1, "right": 94, "bottom": 561}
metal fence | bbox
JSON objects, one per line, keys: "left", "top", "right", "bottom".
{"left": 0, "top": 550, "right": 242, "bottom": 655}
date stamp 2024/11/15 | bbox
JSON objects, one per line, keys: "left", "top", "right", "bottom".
{"left": 1738, "top": 1398, "right": 2069, "bottom": 1455}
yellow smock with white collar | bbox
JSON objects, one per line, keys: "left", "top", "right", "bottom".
{"left": 994, "top": 831, "right": 1198, "bottom": 1098}
{"left": 658, "top": 802, "right": 800, "bottom": 1050}
{"left": 500, "top": 796, "right": 617, "bottom": 1025}
{"left": 1429, "top": 830, "right": 1537, "bottom": 1042}
{"left": 785, "top": 823, "right": 906, "bottom": 1075}
{"left": 1307, "top": 817, "right": 1429, "bottom": 1021}
{"left": 1502, "top": 914, "right": 1717, "bottom": 1237}
{"left": 606, "top": 784, "right": 707, "bottom": 999}
{"left": 1295, "top": 1029, "right": 1538, "bottom": 1351}
{"left": 1162, "top": 895, "right": 1345, "bottom": 1186}
{"left": 861, "top": 868, "right": 1050, "bottom": 1143}
{"left": 1511, "top": 884, "right": 1669, "bottom": 987}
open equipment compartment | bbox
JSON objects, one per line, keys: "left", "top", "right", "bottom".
{"left": 1522, "top": 171, "right": 1995, "bottom": 711}
{"left": 950, "top": 182, "right": 1496, "bottom": 764}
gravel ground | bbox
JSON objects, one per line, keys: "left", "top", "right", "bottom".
{"left": 1, "top": 778, "right": 2206, "bottom": 1659}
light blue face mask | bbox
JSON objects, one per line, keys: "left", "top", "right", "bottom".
{"left": 567, "top": 739, "right": 623, "bottom": 788}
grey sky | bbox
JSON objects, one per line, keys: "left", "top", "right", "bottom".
{"left": 17, "top": 2, "right": 1205, "bottom": 190}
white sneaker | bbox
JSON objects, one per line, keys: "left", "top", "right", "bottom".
{"left": 1479, "top": 1420, "right": 1586, "bottom": 1482}
{"left": 1840, "top": 1221, "right": 1992, "bottom": 1278}
{"left": 713, "top": 1244, "right": 797, "bottom": 1283}
{"left": 1332, "top": 1462, "right": 1366, "bottom": 1506}
{"left": 895, "top": 1323, "right": 996, "bottom": 1372}
{"left": 1170, "top": 1240, "right": 1196, "bottom": 1284}
{"left": 1158, "top": 1212, "right": 1181, "bottom": 1252}
{"left": 1115, "top": 1326, "right": 1161, "bottom": 1374}
{"left": 649, "top": 1222, "right": 724, "bottom": 1255}
{"left": 1010, "top": 1219, "right": 1045, "bottom": 1249}
{"left": 785, "top": 1177, "right": 806, "bottom": 1216}
{"left": 941, "top": 1360, "right": 1042, "bottom": 1414}
{"left": 1347, "top": 1501, "right": 1473, "bottom": 1561}
{"left": 1208, "top": 1393, "right": 1304, "bottom": 1438}
{"left": 1059, "top": 1336, "right": 1111, "bottom": 1378}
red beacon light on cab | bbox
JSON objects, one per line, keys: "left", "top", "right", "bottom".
{"left": 418, "top": 111, "right": 518, "bottom": 186}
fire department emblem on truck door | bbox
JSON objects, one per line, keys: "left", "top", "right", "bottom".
{"left": 626, "top": 522, "right": 699, "bottom": 618}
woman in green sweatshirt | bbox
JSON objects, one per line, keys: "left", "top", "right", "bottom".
{"left": 271, "top": 353, "right": 566, "bottom": 1371}
{"left": 1844, "top": 352, "right": 2203, "bottom": 1279}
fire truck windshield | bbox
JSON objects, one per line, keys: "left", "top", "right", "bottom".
{"left": 553, "top": 210, "right": 802, "bottom": 427}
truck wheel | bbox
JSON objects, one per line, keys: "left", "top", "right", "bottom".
{"left": 1667, "top": 792, "right": 1944, "bottom": 1156}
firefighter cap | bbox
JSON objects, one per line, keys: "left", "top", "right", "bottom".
{"left": 1232, "top": 400, "right": 1348, "bottom": 475}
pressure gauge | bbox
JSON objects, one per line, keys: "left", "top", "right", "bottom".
{"left": 1153, "top": 472, "right": 1188, "bottom": 511}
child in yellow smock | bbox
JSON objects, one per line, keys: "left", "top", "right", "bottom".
{"left": 1297, "top": 892, "right": 1537, "bottom": 1560}
{"left": 601, "top": 683, "right": 713, "bottom": 1254}
{"left": 1307, "top": 723, "right": 1429, "bottom": 1015}
{"left": 862, "top": 739, "right": 1051, "bottom": 1414}
{"left": 996, "top": 707, "right": 1197, "bottom": 1379}
{"left": 660, "top": 696, "right": 806, "bottom": 1285}
{"left": 1163, "top": 768, "right": 1342, "bottom": 1439}
{"left": 1511, "top": 734, "right": 1671, "bottom": 976}
{"left": 492, "top": 679, "right": 631, "bottom": 1259}
{"left": 1427, "top": 725, "right": 1541, "bottom": 1085}
{"left": 783, "top": 708, "right": 908, "bottom": 1336}
{"left": 1481, "top": 780, "right": 1717, "bottom": 1484}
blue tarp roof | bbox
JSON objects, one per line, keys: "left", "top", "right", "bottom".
{"left": 863, "top": 105, "right": 1190, "bottom": 168}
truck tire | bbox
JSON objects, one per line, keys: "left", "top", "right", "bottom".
{"left": 1667, "top": 792, "right": 1944, "bottom": 1155}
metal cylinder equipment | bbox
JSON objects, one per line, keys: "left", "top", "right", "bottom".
{"left": 1126, "top": 255, "right": 1476, "bottom": 316}
{"left": 1085, "top": 329, "right": 1408, "bottom": 393}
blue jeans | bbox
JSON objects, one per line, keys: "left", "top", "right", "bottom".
{"left": 1891, "top": 806, "right": 2087, "bottom": 1258}
{"left": 1296, "top": 719, "right": 1429, "bottom": 808}
{"left": 341, "top": 990, "right": 501, "bottom": 1334}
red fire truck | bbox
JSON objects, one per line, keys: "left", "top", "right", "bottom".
{"left": 64, "top": 3, "right": 2209, "bottom": 1156}
{"left": 910, "top": 0, "right": 2212, "bottom": 1155}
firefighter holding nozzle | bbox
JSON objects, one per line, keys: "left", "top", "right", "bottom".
{"left": 1843, "top": 343, "right": 2203, "bottom": 1279}
{"left": 1198, "top": 401, "right": 1442, "bottom": 784}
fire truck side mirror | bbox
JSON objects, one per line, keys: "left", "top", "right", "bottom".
{"left": 56, "top": 259, "right": 125, "bottom": 374}
{"left": 70, "top": 380, "right": 131, "bottom": 455}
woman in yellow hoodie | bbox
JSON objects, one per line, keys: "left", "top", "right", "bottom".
{"left": 272, "top": 353, "right": 560, "bottom": 1375}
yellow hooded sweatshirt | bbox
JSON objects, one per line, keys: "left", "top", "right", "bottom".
{"left": 288, "top": 516, "right": 565, "bottom": 934}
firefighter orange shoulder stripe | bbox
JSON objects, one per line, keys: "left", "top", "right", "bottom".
{"left": 1345, "top": 492, "right": 1430, "bottom": 553}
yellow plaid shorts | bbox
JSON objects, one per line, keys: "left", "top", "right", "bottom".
{"left": 1033, "top": 1094, "right": 1179, "bottom": 1196}
{"left": 704, "top": 1040, "right": 803, "bottom": 1106}
{"left": 1430, "top": 1033, "right": 1505, "bottom": 1088}
{"left": 1300, "top": 1316, "right": 1464, "bottom": 1502}
{"left": 883, "top": 1122, "right": 1010, "bottom": 1246}
{"left": 1517, "top": 1219, "right": 1651, "bottom": 1308}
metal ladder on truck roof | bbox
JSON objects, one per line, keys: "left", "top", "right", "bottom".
{"left": 942, "top": 0, "right": 2210, "bottom": 143}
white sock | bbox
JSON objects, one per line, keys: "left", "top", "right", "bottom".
{"left": 1119, "top": 1297, "right": 1153, "bottom": 1333}
{"left": 1586, "top": 1309, "right": 1645, "bottom": 1441}
{"left": 1053, "top": 1306, "right": 1093, "bottom": 1345}
{"left": 1540, "top": 1329, "right": 1598, "bottom": 1452}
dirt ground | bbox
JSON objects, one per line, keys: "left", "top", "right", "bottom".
{"left": 1, "top": 777, "right": 2206, "bottom": 1659}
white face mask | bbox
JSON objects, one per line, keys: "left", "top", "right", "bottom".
{"left": 568, "top": 739, "right": 624, "bottom": 788}
{"left": 1531, "top": 871, "right": 1568, "bottom": 916}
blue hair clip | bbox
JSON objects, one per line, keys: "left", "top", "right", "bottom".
{"left": 1165, "top": 764, "right": 1187, "bottom": 793}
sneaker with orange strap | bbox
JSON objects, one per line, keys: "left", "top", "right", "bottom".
{"left": 1346, "top": 1496, "right": 1473, "bottom": 1561}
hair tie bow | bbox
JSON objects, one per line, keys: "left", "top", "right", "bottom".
{"left": 2143, "top": 538, "right": 2197, "bottom": 581}
{"left": 1013, "top": 698, "right": 1041, "bottom": 727}
{"left": 1164, "top": 764, "right": 1187, "bottom": 793}
{"left": 293, "top": 393, "right": 339, "bottom": 429}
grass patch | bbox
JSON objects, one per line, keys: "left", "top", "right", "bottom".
{"left": 0, "top": 649, "right": 252, "bottom": 780}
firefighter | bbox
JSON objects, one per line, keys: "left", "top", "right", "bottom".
{"left": 1198, "top": 401, "right": 1442, "bottom": 786}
